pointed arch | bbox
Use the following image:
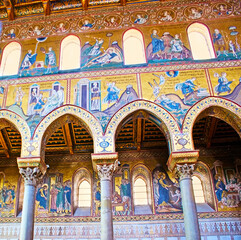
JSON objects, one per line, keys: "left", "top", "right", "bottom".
{"left": 187, "top": 23, "right": 215, "bottom": 60}
{"left": 32, "top": 105, "right": 103, "bottom": 156}
{"left": 123, "top": 29, "right": 147, "bottom": 65}
{"left": 183, "top": 98, "right": 241, "bottom": 148}
{"left": 105, "top": 100, "right": 180, "bottom": 153}
{"left": 0, "top": 42, "right": 21, "bottom": 76}
{"left": 60, "top": 35, "right": 81, "bottom": 70}
{"left": 0, "top": 110, "right": 31, "bottom": 157}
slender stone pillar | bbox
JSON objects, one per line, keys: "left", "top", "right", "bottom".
{"left": 19, "top": 167, "right": 43, "bottom": 240}
{"left": 97, "top": 160, "right": 118, "bottom": 240}
{"left": 176, "top": 164, "right": 201, "bottom": 240}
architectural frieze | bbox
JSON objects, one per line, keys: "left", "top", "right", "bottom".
{"left": 0, "top": 60, "right": 240, "bottom": 86}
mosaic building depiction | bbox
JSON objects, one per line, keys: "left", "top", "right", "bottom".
{"left": 0, "top": 0, "right": 240, "bottom": 240}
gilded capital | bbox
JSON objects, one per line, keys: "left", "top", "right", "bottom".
{"left": 176, "top": 163, "right": 194, "bottom": 180}
{"left": 19, "top": 167, "right": 44, "bottom": 186}
{"left": 97, "top": 160, "right": 118, "bottom": 181}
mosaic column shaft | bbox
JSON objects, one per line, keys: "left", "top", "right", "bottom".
{"left": 176, "top": 164, "right": 201, "bottom": 240}
{"left": 97, "top": 160, "right": 118, "bottom": 240}
{"left": 19, "top": 167, "right": 43, "bottom": 240}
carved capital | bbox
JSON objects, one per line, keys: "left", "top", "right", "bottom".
{"left": 176, "top": 164, "right": 194, "bottom": 180}
{"left": 97, "top": 160, "right": 118, "bottom": 181}
{"left": 19, "top": 167, "right": 44, "bottom": 186}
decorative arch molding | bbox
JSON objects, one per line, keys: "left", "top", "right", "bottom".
{"left": 32, "top": 105, "right": 103, "bottom": 156}
{"left": 182, "top": 97, "right": 241, "bottom": 149}
{"left": 0, "top": 110, "right": 31, "bottom": 157}
{"left": 104, "top": 100, "right": 181, "bottom": 152}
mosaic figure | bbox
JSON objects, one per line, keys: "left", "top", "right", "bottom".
{"left": 213, "top": 29, "right": 228, "bottom": 57}
{"left": 81, "top": 19, "right": 93, "bottom": 30}
{"left": 134, "top": 14, "right": 147, "bottom": 24}
{"left": 19, "top": 50, "right": 37, "bottom": 76}
{"left": 159, "top": 10, "right": 173, "bottom": 21}
{"left": 153, "top": 168, "right": 182, "bottom": 213}
{"left": 187, "top": 7, "right": 202, "bottom": 19}
{"left": 6, "top": 28, "right": 16, "bottom": 39}
{"left": 214, "top": 72, "right": 233, "bottom": 95}
{"left": 103, "top": 82, "right": 121, "bottom": 108}
{"left": 151, "top": 30, "right": 165, "bottom": 58}
{"left": 14, "top": 87, "right": 25, "bottom": 107}
{"left": 36, "top": 184, "right": 48, "bottom": 210}
{"left": 43, "top": 47, "right": 57, "bottom": 74}
{"left": 63, "top": 180, "right": 71, "bottom": 213}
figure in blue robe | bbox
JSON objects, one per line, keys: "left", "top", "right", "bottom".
{"left": 64, "top": 181, "right": 71, "bottom": 212}
{"left": 44, "top": 47, "right": 57, "bottom": 74}
{"left": 151, "top": 30, "right": 165, "bottom": 57}
{"left": 19, "top": 50, "right": 37, "bottom": 71}
{"left": 103, "top": 82, "right": 120, "bottom": 107}
{"left": 214, "top": 175, "right": 226, "bottom": 202}
{"left": 214, "top": 72, "right": 232, "bottom": 95}
{"left": 36, "top": 184, "right": 48, "bottom": 209}
{"left": 157, "top": 172, "right": 171, "bottom": 207}
{"left": 175, "top": 78, "right": 196, "bottom": 96}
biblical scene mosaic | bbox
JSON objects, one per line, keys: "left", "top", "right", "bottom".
{"left": 140, "top": 70, "right": 210, "bottom": 126}
{"left": 212, "top": 161, "right": 241, "bottom": 212}
{"left": 71, "top": 75, "right": 138, "bottom": 131}
{"left": 93, "top": 164, "right": 132, "bottom": 216}
{"left": 209, "top": 67, "right": 241, "bottom": 106}
{"left": 35, "top": 173, "right": 72, "bottom": 217}
{"left": 0, "top": 169, "right": 19, "bottom": 217}
{"left": 0, "top": 9, "right": 240, "bottom": 79}
{"left": 5, "top": 80, "right": 67, "bottom": 135}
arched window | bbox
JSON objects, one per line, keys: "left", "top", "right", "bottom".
{"left": 60, "top": 35, "right": 81, "bottom": 70}
{"left": 78, "top": 180, "right": 91, "bottom": 207}
{"left": 73, "top": 168, "right": 91, "bottom": 216}
{"left": 187, "top": 23, "right": 215, "bottom": 60}
{"left": 123, "top": 29, "right": 146, "bottom": 65}
{"left": 0, "top": 42, "right": 21, "bottom": 76}
{"left": 132, "top": 165, "right": 152, "bottom": 214}
{"left": 133, "top": 177, "right": 148, "bottom": 205}
{"left": 192, "top": 176, "right": 205, "bottom": 203}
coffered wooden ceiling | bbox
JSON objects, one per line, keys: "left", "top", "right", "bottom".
{"left": 0, "top": 115, "right": 240, "bottom": 159}
{"left": 0, "top": 0, "right": 151, "bottom": 20}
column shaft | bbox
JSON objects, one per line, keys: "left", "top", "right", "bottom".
{"left": 20, "top": 183, "right": 36, "bottom": 240}
{"left": 19, "top": 167, "right": 44, "bottom": 240}
{"left": 100, "top": 178, "right": 113, "bottom": 240}
{"left": 177, "top": 164, "right": 201, "bottom": 240}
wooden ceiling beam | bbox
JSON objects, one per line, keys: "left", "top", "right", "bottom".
{"left": 120, "top": 0, "right": 126, "bottom": 6}
{"left": 0, "top": 130, "right": 9, "bottom": 158}
{"left": 136, "top": 118, "right": 142, "bottom": 151}
{"left": 204, "top": 117, "right": 218, "bottom": 148}
{"left": 4, "top": 0, "right": 14, "bottom": 20}
{"left": 81, "top": 0, "right": 88, "bottom": 10}
{"left": 42, "top": 0, "right": 51, "bottom": 16}
{"left": 63, "top": 123, "right": 74, "bottom": 155}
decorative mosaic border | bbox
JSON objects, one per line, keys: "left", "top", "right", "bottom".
{"left": 0, "top": 60, "right": 240, "bottom": 87}
{"left": 0, "top": 211, "right": 240, "bottom": 223}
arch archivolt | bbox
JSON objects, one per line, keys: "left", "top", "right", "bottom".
{"left": 31, "top": 105, "right": 103, "bottom": 157}
{"left": 182, "top": 97, "right": 241, "bottom": 149}
{"left": 103, "top": 100, "right": 181, "bottom": 152}
{"left": 0, "top": 110, "right": 31, "bottom": 157}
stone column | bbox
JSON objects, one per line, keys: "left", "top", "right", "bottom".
{"left": 19, "top": 167, "right": 43, "bottom": 240}
{"left": 17, "top": 157, "right": 46, "bottom": 240}
{"left": 97, "top": 161, "right": 118, "bottom": 240}
{"left": 176, "top": 164, "right": 201, "bottom": 240}
{"left": 92, "top": 153, "right": 118, "bottom": 240}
